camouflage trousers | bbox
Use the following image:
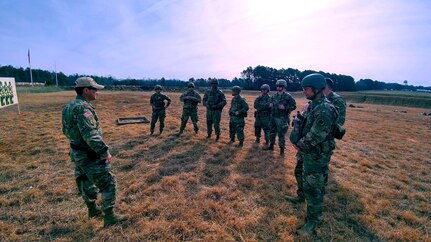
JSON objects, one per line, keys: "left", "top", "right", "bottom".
{"left": 151, "top": 109, "right": 166, "bottom": 133}
{"left": 295, "top": 151, "right": 332, "bottom": 223}
{"left": 269, "top": 116, "right": 289, "bottom": 149}
{"left": 180, "top": 108, "right": 199, "bottom": 132}
{"left": 71, "top": 150, "right": 117, "bottom": 211}
{"left": 206, "top": 109, "right": 222, "bottom": 136}
{"left": 254, "top": 114, "right": 271, "bottom": 143}
{"left": 229, "top": 116, "right": 245, "bottom": 142}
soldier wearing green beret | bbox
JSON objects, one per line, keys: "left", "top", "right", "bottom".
{"left": 288, "top": 73, "right": 338, "bottom": 236}
{"left": 202, "top": 79, "right": 226, "bottom": 141}
{"left": 150, "top": 85, "right": 171, "bottom": 135}
{"left": 62, "top": 77, "right": 127, "bottom": 227}
{"left": 254, "top": 84, "right": 271, "bottom": 145}
{"left": 228, "top": 86, "right": 249, "bottom": 147}
{"left": 263, "top": 79, "right": 296, "bottom": 155}
{"left": 177, "top": 82, "right": 201, "bottom": 136}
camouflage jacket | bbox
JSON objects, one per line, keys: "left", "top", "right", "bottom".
{"left": 296, "top": 97, "right": 338, "bottom": 154}
{"left": 62, "top": 95, "right": 109, "bottom": 156}
{"left": 150, "top": 93, "right": 171, "bottom": 110}
{"left": 180, "top": 90, "right": 201, "bottom": 109}
{"left": 202, "top": 88, "right": 226, "bottom": 110}
{"left": 254, "top": 94, "right": 271, "bottom": 116}
{"left": 270, "top": 92, "right": 297, "bottom": 119}
{"left": 326, "top": 91, "right": 346, "bottom": 126}
{"left": 229, "top": 95, "right": 249, "bottom": 118}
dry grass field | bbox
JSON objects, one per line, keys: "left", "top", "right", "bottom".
{"left": 1, "top": 90, "right": 430, "bottom": 241}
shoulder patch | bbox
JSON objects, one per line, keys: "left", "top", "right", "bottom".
{"left": 83, "top": 111, "right": 93, "bottom": 119}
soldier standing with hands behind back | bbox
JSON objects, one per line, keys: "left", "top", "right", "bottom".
{"left": 150, "top": 85, "right": 171, "bottom": 135}
{"left": 62, "top": 77, "right": 127, "bottom": 228}
{"left": 264, "top": 79, "right": 296, "bottom": 156}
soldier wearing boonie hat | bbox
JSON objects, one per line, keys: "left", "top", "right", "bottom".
{"left": 62, "top": 77, "right": 127, "bottom": 227}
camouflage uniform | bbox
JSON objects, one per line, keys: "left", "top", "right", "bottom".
{"left": 294, "top": 96, "right": 338, "bottom": 225}
{"left": 62, "top": 95, "right": 116, "bottom": 211}
{"left": 269, "top": 92, "right": 296, "bottom": 149}
{"left": 326, "top": 91, "right": 346, "bottom": 126}
{"left": 202, "top": 88, "right": 226, "bottom": 137}
{"left": 0, "top": 82, "right": 4, "bottom": 106}
{"left": 254, "top": 93, "right": 271, "bottom": 144}
{"left": 179, "top": 89, "right": 202, "bottom": 133}
{"left": 150, "top": 93, "right": 171, "bottom": 134}
{"left": 229, "top": 94, "right": 249, "bottom": 143}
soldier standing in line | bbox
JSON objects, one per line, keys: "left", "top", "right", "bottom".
{"left": 263, "top": 79, "right": 296, "bottom": 156}
{"left": 324, "top": 78, "right": 346, "bottom": 126}
{"left": 202, "top": 79, "right": 226, "bottom": 141}
{"left": 0, "top": 82, "right": 4, "bottom": 106}
{"left": 62, "top": 77, "right": 127, "bottom": 228}
{"left": 177, "top": 82, "right": 202, "bottom": 136}
{"left": 150, "top": 85, "right": 171, "bottom": 135}
{"left": 228, "top": 86, "right": 249, "bottom": 147}
{"left": 288, "top": 73, "right": 338, "bottom": 236}
{"left": 254, "top": 84, "right": 272, "bottom": 145}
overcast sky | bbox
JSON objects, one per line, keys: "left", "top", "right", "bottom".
{"left": 1, "top": 0, "right": 430, "bottom": 86}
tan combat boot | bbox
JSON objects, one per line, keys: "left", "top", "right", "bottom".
{"left": 297, "top": 220, "right": 318, "bottom": 236}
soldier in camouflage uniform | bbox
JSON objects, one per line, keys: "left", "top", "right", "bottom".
{"left": 0, "top": 82, "right": 4, "bottom": 106}
{"left": 62, "top": 77, "right": 126, "bottom": 228}
{"left": 228, "top": 86, "right": 249, "bottom": 147}
{"left": 324, "top": 78, "right": 346, "bottom": 126}
{"left": 254, "top": 84, "right": 272, "bottom": 144}
{"left": 264, "top": 79, "right": 296, "bottom": 155}
{"left": 202, "top": 79, "right": 226, "bottom": 141}
{"left": 150, "top": 85, "right": 171, "bottom": 135}
{"left": 177, "top": 82, "right": 202, "bottom": 136}
{"left": 288, "top": 73, "right": 338, "bottom": 236}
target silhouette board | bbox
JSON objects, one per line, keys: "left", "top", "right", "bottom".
{"left": 0, "top": 77, "right": 19, "bottom": 109}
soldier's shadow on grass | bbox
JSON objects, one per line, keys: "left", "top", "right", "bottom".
{"left": 200, "top": 141, "right": 240, "bottom": 186}
{"left": 322, "top": 174, "right": 379, "bottom": 241}
{"left": 235, "top": 146, "right": 288, "bottom": 241}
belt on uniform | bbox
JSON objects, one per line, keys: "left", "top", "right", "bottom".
{"left": 70, "top": 143, "right": 91, "bottom": 151}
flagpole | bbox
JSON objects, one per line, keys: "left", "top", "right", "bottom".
{"left": 28, "top": 49, "right": 33, "bottom": 86}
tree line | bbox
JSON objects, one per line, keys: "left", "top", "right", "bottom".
{"left": 0, "top": 64, "right": 429, "bottom": 91}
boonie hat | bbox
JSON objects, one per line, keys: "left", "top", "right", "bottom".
{"left": 74, "top": 77, "right": 104, "bottom": 89}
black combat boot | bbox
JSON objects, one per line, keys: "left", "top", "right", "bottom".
{"left": 228, "top": 139, "right": 235, "bottom": 144}
{"left": 86, "top": 202, "right": 102, "bottom": 218}
{"left": 103, "top": 208, "right": 128, "bottom": 228}
{"left": 194, "top": 129, "right": 198, "bottom": 134}
{"left": 285, "top": 195, "right": 305, "bottom": 204}
{"left": 237, "top": 141, "right": 243, "bottom": 148}
{"left": 206, "top": 134, "right": 211, "bottom": 139}
{"left": 216, "top": 134, "right": 220, "bottom": 141}
{"left": 280, "top": 148, "right": 285, "bottom": 156}
{"left": 150, "top": 130, "right": 154, "bottom": 135}
{"left": 263, "top": 143, "right": 274, "bottom": 151}
{"left": 297, "top": 220, "right": 318, "bottom": 236}
{"left": 255, "top": 137, "right": 260, "bottom": 143}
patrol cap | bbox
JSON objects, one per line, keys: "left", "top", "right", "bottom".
{"left": 74, "top": 77, "right": 104, "bottom": 89}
